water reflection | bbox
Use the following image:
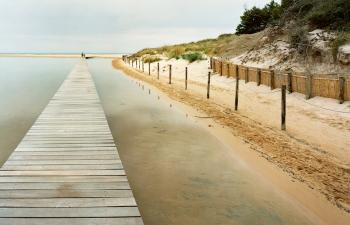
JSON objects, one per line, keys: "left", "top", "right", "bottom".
{"left": 90, "top": 59, "right": 316, "bottom": 225}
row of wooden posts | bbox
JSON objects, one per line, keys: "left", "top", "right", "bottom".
{"left": 209, "top": 57, "right": 348, "bottom": 104}
{"left": 123, "top": 56, "right": 287, "bottom": 130}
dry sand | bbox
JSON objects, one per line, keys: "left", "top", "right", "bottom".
{"left": 113, "top": 58, "right": 350, "bottom": 216}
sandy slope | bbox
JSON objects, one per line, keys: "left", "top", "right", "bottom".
{"left": 113, "top": 58, "right": 350, "bottom": 214}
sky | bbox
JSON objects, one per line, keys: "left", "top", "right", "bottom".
{"left": 0, "top": 0, "right": 272, "bottom": 53}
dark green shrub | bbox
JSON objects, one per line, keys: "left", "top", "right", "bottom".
{"left": 181, "top": 52, "right": 204, "bottom": 63}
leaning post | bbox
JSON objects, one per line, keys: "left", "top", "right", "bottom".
{"left": 235, "top": 65, "right": 239, "bottom": 111}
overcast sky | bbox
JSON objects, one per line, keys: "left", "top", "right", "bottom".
{"left": 0, "top": 0, "right": 272, "bottom": 53}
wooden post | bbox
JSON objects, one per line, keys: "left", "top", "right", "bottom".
{"left": 132, "top": 60, "right": 134, "bottom": 68}
{"left": 257, "top": 69, "right": 261, "bottom": 86}
{"left": 169, "top": 65, "right": 172, "bottom": 84}
{"left": 135, "top": 60, "right": 138, "bottom": 69}
{"left": 235, "top": 65, "right": 239, "bottom": 111}
{"left": 281, "top": 85, "right": 286, "bottom": 130}
{"left": 227, "top": 63, "right": 230, "bottom": 78}
{"left": 185, "top": 67, "right": 188, "bottom": 90}
{"left": 305, "top": 74, "right": 313, "bottom": 99}
{"left": 270, "top": 70, "right": 275, "bottom": 90}
{"left": 207, "top": 72, "right": 211, "bottom": 99}
{"left": 210, "top": 57, "right": 213, "bottom": 69}
{"left": 220, "top": 61, "right": 223, "bottom": 76}
{"left": 245, "top": 67, "right": 249, "bottom": 83}
{"left": 157, "top": 63, "right": 160, "bottom": 79}
{"left": 148, "top": 62, "right": 151, "bottom": 75}
{"left": 339, "top": 76, "right": 345, "bottom": 104}
{"left": 287, "top": 72, "right": 293, "bottom": 93}
{"left": 142, "top": 61, "right": 144, "bottom": 72}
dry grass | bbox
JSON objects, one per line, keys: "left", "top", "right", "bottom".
{"left": 131, "top": 32, "right": 265, "bottom": 59}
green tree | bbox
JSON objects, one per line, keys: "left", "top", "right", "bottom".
{"left": 235, "top": 1, "right": 282, "bottom": 35}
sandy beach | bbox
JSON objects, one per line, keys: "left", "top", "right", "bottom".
{"left": 113, "top": 58, "right": 350, "bottom": 222}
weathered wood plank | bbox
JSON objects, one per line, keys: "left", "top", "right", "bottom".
{"left": 0, "top": 207, "right": 141, "bottom": 217}
{"left": 0, "top": 218, "right": 144, "bottom": 225}
{"left": 1, "top": 164, "right": 122, "bottom": 171}
{"left": 4, "top": 159, "right": 121, "bottom": 165}
{"left": 0, "top": 190, "right": 133, "bottom": 198}
{"left": 0, "top": 176, "right": 127, "bottom": 183}
{"left": 0, "top": 170, "right": 125, "bottom": 176}
{"left": 0, "top": 182, "right": 131, "bottom": 190}
{"left": 0, "top": 198, "right": 136, "bottom": 207}
{"left": 9, "top": 155, "right": 119, "bottom": 160}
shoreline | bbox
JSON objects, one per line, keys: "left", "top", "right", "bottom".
{"left": 112, "top": 58, "right": 350, "bottom": 225}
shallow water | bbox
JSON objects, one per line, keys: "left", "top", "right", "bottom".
{"left": 0, "top": 58, "right": 317, "bottom": 225}
{"left": 89, "top": 59, "right": 316, "bottom": 225}
{"left": 0, "top": 58, "right": 77, "bottom": 165}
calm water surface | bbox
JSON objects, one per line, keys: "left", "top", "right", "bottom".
{"left": 0, "top": 58, "right": 317, "bottom": 225}
{"left": 89, "top": 59, "right": 317, "bottom": 225}
{"left": 0, "top": 58, "right": 77, "bottom": 165}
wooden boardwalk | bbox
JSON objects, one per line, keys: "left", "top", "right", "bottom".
{"left": 0, "top": 61, "right": 144, "bottom": 225}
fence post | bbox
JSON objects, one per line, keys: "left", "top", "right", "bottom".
{"left": 339, "top": 76, "right": 345, "bottom": 104}
{"left": 207, "top": 72, "right": 211, "bottom": 99}
{"left": 139, "top": 60, "right": 141, "bottom": 69}
{"left": 185, "top": 67, "right": 188, "bottom": 90}
{"left": 142, "top": 61, "right": 144, "bottom": 72}
{"left": 235, "top": 65, "right": 239, "bottom": 111}
{"left": 257, "top": 69, "right": 261, "bottom": 86}
{"left": 281, "top": 85, "right": 286, "bottom": 130}
{"left": 210, "top": 57, "right": 213, "bottom": 69}
{"left": 270, "top": 70, "right": 275, "bottom": 90}
{"left": 220, "top": 61, "right": 223, "bottom": 76}
{"left": 305, "top": 74, "right": 313, "bottom": 99}
{"left": 136, "top": 60, "right": 138, "bottom": 69}
{"left": 245, "top": 67, "right": 249, "bottom": 83}
{"left": 227, "top": 63, "right": 230, "bottom": 78}
{"left": 132, "top": 60, "right": 134, "bottom": 68}
{"left": 148, "top": 62, "right": 151, "bottom": 75}
{"left": 288, "top": 72, "right": 293, "bottom": 93}
{"left": 157, "top": 63, "right": 160, "bottom": 79}
{"left": 169, "top": 65, "right": 172, "bottom": 84}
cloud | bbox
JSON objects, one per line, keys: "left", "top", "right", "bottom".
{"left": 0, "top": 0, "right": 272, "bottom": 52}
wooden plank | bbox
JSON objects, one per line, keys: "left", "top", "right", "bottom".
{"left": 4, "top": 159, "right": 121, "bottom": 165}
{"left": 0, "top": 182, "right": 131, "bottom": 190}
{"left": 9, "top": 155, "right": 119, "bottom": 160}
{"left": 1, "top": 164, "right": 122, "bottom": 171}
{"left": 0, "top": 218, "right": 144, "bottom": 225}
{"left": 0, "top": 190, "right": 133, "bottom": 198}
{"left": 0, "top": 207, "right": 141, "bottom": 217}
{"left": 13, "top": 150, "right": 117, "bottom": 155}
{"left": 0, "top": 170, "right": 125, "bottom": 176}
{"left": 0, "top": 176, "right": 128, "bottom": 183}
{"left": 0, "top": 198, "right": 136, "bottom": 207}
